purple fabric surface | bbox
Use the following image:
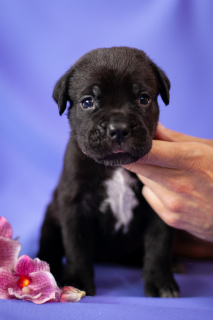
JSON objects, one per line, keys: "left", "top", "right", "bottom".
{"left": 0, "top": 0, "right": 213, "bottom": 319}
{"left": 1, "top": 262, "right": 213, "bottom": 319}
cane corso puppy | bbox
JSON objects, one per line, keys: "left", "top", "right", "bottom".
{"left": 38, "top": 47, "right": 179, "bottom": 298}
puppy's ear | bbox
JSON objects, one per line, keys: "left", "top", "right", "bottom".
{"left": 52, "top": 70, "right": 71, "bottom": 115}
{"left": 151, "top": 63, "right": 171, "bottom": 106}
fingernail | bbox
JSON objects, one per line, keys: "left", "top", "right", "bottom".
{"left": 158, "top": 123, "right": 166, "bottom": 129}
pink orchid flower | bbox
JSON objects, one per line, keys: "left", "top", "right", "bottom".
{"left": 0, "top": 255, "right": 62, "bottom": 304}
{"left": 0, "top": 217, "right": 86, "bottom": 304}
{"left": 0, "top": 217, "right": 21, "bottom": 269}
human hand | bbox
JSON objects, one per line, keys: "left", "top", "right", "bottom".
{"left": 123, "top": 124, "right": 213, "bottom": 242}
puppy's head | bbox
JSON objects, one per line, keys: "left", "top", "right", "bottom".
{"left": 53, "top": 47, "right": 170, "bottom": 166}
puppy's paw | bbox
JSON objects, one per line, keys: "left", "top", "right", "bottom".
{"left": 61, "top": 272, "right": 96, "bottom": 296}
{"left": 144, "top": 275, "right": 179, "bottom": 298}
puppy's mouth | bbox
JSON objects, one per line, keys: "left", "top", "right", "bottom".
{"left": 99, "top": 151, "right": 135, "bottom": 166}
{"left": 82, "top": 145, "right": 151, "bottom": 167}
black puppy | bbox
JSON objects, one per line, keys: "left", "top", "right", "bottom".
{"left": 38, "top": 47, "right": 179, "bottom": 298}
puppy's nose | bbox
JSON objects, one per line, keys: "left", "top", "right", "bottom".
{"left": 108, "top": 122, "right": 131, "bottom": 143}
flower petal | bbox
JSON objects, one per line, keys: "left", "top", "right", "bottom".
{"left": 8, "top": 287, "right": 42, "bottom": 301}
{"left": 14, "top": 255, "right": 50, "bottom": 275}
{"left": 0, "top": 217, "right": 13, "bottom": 239}
{"left": 25, "top": 291, "right": 59, "bottom": 305}
{"left": 60, "top": 286, "right": 86, "bottom": 303}
{"left": 0, "top": 237, "right": 21, "bottom": 269}
{"left": 8, "top": 271, "right": 62, "bottom": 304}
{"left": 0, "top": 267, "right": 17, "bottom": 299}
{"left": 29, "top": 271, "right": 61, "bottom": 298}
{"left": 14, "top": 271, "right": 62, "bottom": 304}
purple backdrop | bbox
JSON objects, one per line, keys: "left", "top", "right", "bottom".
{"left": 0, "top": 1, "right": 213, "bottom": 319}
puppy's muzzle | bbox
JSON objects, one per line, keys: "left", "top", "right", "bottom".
{"left": 88, "top": 113, "right": 151, "bottom": 166}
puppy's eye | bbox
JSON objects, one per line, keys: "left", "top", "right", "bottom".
{"left": 82, "top": 97, "right": 94, "bottom": 109}
{"left": 140, "top": 93, "right": 150, "bottom": 105}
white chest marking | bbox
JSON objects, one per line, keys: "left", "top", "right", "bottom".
{"left": 100, "top": 168, "right": 139, "bottom": 232}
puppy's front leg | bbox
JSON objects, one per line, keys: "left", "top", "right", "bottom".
{"left": 143, "top": 215, "right": 179, "bottom": 297}
{"left": 61, "top": 203, "right": 96, "bottom": 296}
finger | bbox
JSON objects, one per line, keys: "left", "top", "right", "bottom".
{"left": 142, "top": 185, "right": 212, "bottom": 240}
{"left": 142, "top": 185, "right": 178, "bottom": 227}
{"left": 141, "top": 177, "right": 201, "bottom": 228}
{"left": 124, "top": 140, "right": 190, "bottom": 169}
{"left": 131, "top": 164, "right": 187, "bottom": 193}
{"left": 142, "top": 185, "right": 189, "bottom": 230}
{"left": 124, "top": 140, "right": 209, "bottom": 171}
{"left": 140, "top": 176, "right": 184, "bottom": 213}
{"left": 142, "top": 186, "right": 213, "bottom": 241}
{"left": 140, "top": 175, "right": 199, "bottom": 225}
{"left": 156, "top": 123, "right": 213, "bottom": 147}
{"left": 155, "top": 123, "right": 197, "bottom": 142}
{"left": 155, "top": 123, "right": 188, "bottom": 142}
{"left": 136, "top": 164, "right": 195, "bottom": 196}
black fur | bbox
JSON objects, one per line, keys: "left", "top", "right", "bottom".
{"left": 38, "top": 47, "right": 179, "bottom": 297}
